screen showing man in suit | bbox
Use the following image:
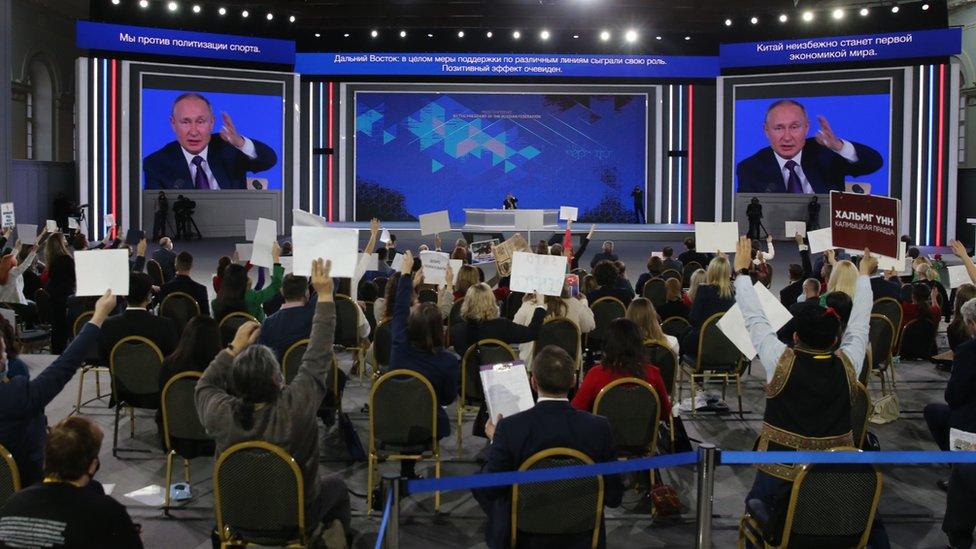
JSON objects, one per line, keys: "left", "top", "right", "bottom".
{"left": 735, "top": 96, "right": 888, "bottom": 195}
{"left": 142, "top": 91, "right": 280, "bottom": 190}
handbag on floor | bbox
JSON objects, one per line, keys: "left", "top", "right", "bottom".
{"left": 338, "top": 411, "right": 366, "bottom": 461}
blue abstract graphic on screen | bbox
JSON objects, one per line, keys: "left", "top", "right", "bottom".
{"left": 734, "top": 93, "right": 890, "bottom": 195}
{"left": 141, "top": 88, "right": 284, "bottom": 189}
{"left": 355, "top": 92, "right": 647, "bottom": 222}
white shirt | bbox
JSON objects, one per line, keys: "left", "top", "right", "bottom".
{"left": 180, "top": 137, "right": 257, "bottom": 190}
{"left": 774, "top": 140, "right": 859, "bottom": 194}
{"left": 536, "top": 396, "right": 569, "bottom": 403}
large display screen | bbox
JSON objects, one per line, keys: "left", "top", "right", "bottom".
{"left": 354, "top": 91, "right": 647, "bottom": 222}
{"left": 141, "top": 87, "right": 283, "bottom": 190}
{"left": 733, "top": 92, "right": 890, "bottom": 195}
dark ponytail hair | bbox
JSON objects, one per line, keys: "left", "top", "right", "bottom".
{"left": 230, "top": 345, "right": 281, "bottom": 430}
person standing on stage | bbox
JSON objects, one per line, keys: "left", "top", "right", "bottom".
{"left": 808, "top": 195, "right": 821, "bottom": 231}
{"left": 747, "top": 197, "right": 766, "bottom": 240}
{"left": 152, "top": 191, "right": 168, "bottom": 240}
{"left": 502, "top": 193, "right": 518, "bottom": 210}
{"left": 632, "top": 185, "right": 645, "bottom": 224}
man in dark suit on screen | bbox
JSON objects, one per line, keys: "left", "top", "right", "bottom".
{"left": 143, "top": 92, "right": 277, "bottom": 190}
{"left": 736, "top": 99, "right": 883, "bottom": 194}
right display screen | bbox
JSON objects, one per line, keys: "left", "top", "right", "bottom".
{"left": 733, "top": 92, "right": 891, "bottom": 195}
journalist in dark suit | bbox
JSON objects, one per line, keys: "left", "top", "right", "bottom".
{"left": 99, "top": 272, "right": 178, "bottom": 364}
{"left": 473, "top": 346, "right": 623, "bottom": 549}
{"left": 143, "top": 92, "right": 277, "bottom": 190}
{"left": 736, "top": 99, "right": 883, "bottom": 194}
{"left": 154, "top": 251, "right": 210, "bottom": 317}
{"left": 151, "top": 237, "right": 177, "bottom": 282}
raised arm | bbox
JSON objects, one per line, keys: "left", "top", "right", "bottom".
{"left": 839, "top": 251, "right": 875, "bottom": 377}
{"left": 951, "top": 240, "right": 976, "bottom": 285}
{"left": 392, "top": 250, "right": 415, "bottom": 350}
{"left": 363, "top": 218, "right": 380, "bottom": 255}
{"left": 288, "top": 259, "right": 337, "bottom": 402}
{"left": 733, "top": 237, "right": 786, "bottom": 382}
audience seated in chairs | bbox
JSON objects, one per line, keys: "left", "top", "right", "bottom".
{"left": 473, "top": 345, "right": 624, "bottom": 549}
{"left": 450, "top": 280, "right": 547, "bottom": 364}
{"left": 195, "top": 258, "right": 352, "bottom": 545}
{"left": 901, "top": 282, "right": 942, "bottom": 329}
{"left": 657, "top": 278, "right": 690, "bottom": 321}
{"left": 626, "top": 297, "right": 680, "bottom": 355}
{"left": 586, "top": 260, "right": 635, "bottom": 305}
{"left": 590, "top": 240, "right": 618, "bottom": 270}
{"left": 572, "top": 318, "right": 671, "bottom": 417}
{"left": 678, "top": 237, "right": 711, "bottom": 269}
{"left": 386, "top": 250, "right": 459, "bottom": 482}
{"left": 512, "top": 282, "right": 594, "bottom": 368}
{"left": 634, "top": 255, "right": 663, "bottom": 296}
{"left": 820, "top": 252, "right": 859, "bottom": 304}
{"left": 683, "top": 256, "right": 735, "bottom": 357}
{"left": 779, "top": 234, "right": 814, "bottom": 307}
{"left": 0, "top": 229, "right": 48, "bottom": 311}
{"left": 924, "top": 298, "right": 976, "bottom": 453}
{"left": 154, "top": 251, "right": 210, "bottom": 316}
{"left": 99, "top": 272, "right": 178, "bottom": 365}
{"left": 212, "top": 241, "right": 283, "bottom": 323}
{"left": 0, "top": 291, "right": 115, "bottom": 486}
{"left": 0, "top": 416, "right": 143, "bottom": 548}
{"left": 42, "top": 233, "right": 77, "bottom": 353}
{"left": 731, "top": 238, "right": 887, "bottom": 548}
{"left": 151, "top": 237, "right": 177, "bottom": 282}
{"left": 0, "top": 317, "right": 28, "bottom": 380}
{"left": 613, "top": 260, "right": 635, "bottom": 296}
{"left": 948, "top": 284, "right": 976, "bottom": 352}
{"left": 258, "top": 274, "right": 317, "bottom": 360}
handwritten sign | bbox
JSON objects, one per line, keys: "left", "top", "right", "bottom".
{"left": 419, "top": 251, "right": 451, "bottom": 285}
{"left": 510, "top": 251, "right": 569, "bottom": 296}
{"left": 493, "top": 234, "right": 532, "bottom": 277}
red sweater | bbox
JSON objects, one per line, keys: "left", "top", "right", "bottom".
{"left": 572, "top": 363, "right": 672, "bottom": 417}
{"left": 900, "top": 301, "right": 941, "bottom": 328}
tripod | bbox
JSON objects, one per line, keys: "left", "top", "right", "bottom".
{"left": 175, "top": 212, "right": 202, "bottom": 240}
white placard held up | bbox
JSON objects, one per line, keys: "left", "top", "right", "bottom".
{"left": 358, "top": 253, "right": 380, "bottom": 272}
{"left": 279, "top": 256, "right": 294, "bottom": 275}
{"left": 235, "top": 244, "right": 253, "bottom": 262}
{"left": 291, "top": 226, "right": 359, "bottom": 278}
{"left": 694, "top": 222, "right": 739, "bottom": 253}
{"left": 806, "top": 228, "right": 833, "bottom": 254}
{"left": 68, "top": 217, "right": 79, "bottom": 230}
{"left": 75, "top": 249, "right": 130, "bottom": 296}
{"left": 244, "top": 219, "right": 258, "bottom": 241}
{"left": 876, "top": 242, "right": 908, "bottom": 273}
{"left": 510, "top": 251, "right": 569, "bottom": 297}
{"left": 480, "top": 361, "right": 535, "bottom": 420}
{"left": 379, "top": 229, "right": 391, "bottom": 244}
{"left": 419, "top": 210, "right": 451, "bottom": 236}
{"left": 0, "top": 203, "right": 14, "bottom": 229}
{"left": 419, "top": 251, "right": 451, "bottom": 285}
{"left": 784, "top": 221, "right": 807, "bottom": 238}
{"left": 390, "top": 253, "right": 405, "bottom": 272}
{"left": 514, "top": 209, "right": 545, "bottom": 230}
{"left": 249, "top": 218, "right": 277, "bottom": 268}
{"left": 292, "top": 209, "right": 328, "bottom": 228}
{"left": 449, "top": 259, "right": 463, "bottom": 284}
{"left": 46, "top": 220, "right": 59, "bottom": 232}
{"left": 16, "top": 224, "right": 37, "bottom": 245}
{"left": 104, "top": 213, "right": 115, "bottom": 228}
{"left": 717, "top": 282, "right": 793, "bottom": 360}
{"left": 949, "top": 265, "right": 973, "bottom": 289}
{"left": 559, "top": 206, "right": 578, "bottom": 222}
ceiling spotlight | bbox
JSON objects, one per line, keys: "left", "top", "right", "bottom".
{"left": 241, "top": 9, "right": 248, "bottom": 17}
{"left": 457, "top": 30, "right": 465, "bottom": 38}
{"left": 684, "top": 35, "right": 691, "bottom": 41}
{"left": 314, "top": 33, "right": 321, "bottom": 37}
{"left": 217, "top": 6, "right": 225, "bottom": 15}
{"left": 344, "top": 33, "right": 350, "bottom": 37}
{"left": 540, "top": 29, "right": 550, "bottom": 40}
{"left": 922, "top": 3, "right": 930, "bottom": 10}
{"left": 778, "top": 14, "right": 788, "bottom": 23}
{"left": 832, "top": 8, "right": 844, "bottom": 19}
{"left": 370, "top": 29, "right": 378, "bottom": 38}
{"left": 399, "top": 30, "right": 406, "bottom": 38}
{"left": 167, "top": 1, "right": 177, "bottom": 11}
{"left": 655, "top": 35, "right": 662, "bottom": 40}
{"left": 111, "top": 0, "right": 120, "bottom": 4}
{"left": 513, "top": 30, "right": 521, "bottom": 39}
{"left": 138, "top": 0, "right": 149, "bottom": 7}
{"left": 486, "top": 31, "right": 493, "bottom": 38}
{"left": 891, "top": 5, "right": 899, "bottom": 13}
{"left": 724, "top": 18, "right": 732, "bottom": 27}
{"left": 750, "top": 16, "right": 758, "bottom": 24}
{"left": 265, "top": 12, "right": 273, "bottom": 20}
{"left": 624, "top": 29, "right": 638, "bottom": 43}
{"left": 801, "top": 11, "right": 814, "bottom": 22}
{"left": 599, "top": 30, "right": 610, "bottom": 41}
{"left": 289, "top": 15, "right": 295, "bottom": 22}
{"left": 192, "top": 4, "right": 201, "bottom": 13}
{"left": 859, "top": 7, "right": 869, "bottom": 16}
{"left": 427, "top": 33, "right": 433, "bottom": 38}
{"left": 572, "top": 33, "right": 579, "bottom": 39}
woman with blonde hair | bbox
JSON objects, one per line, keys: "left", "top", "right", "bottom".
{"left": 513, "top": 282, "right": 595, "bottom": 367}
{"left": 626, "top": 297, "right": 679, "bottom": 355}
{"left": 454, "top": 264, "right": 480, "bottom": 300}
{"left": 683, "top": 256, "right": 736, "bottom": 356}
{"left": 450, "top": 283, "right": 548, "bottom": 361}
{"left": 820, "top": 253, "right": 859, "bottom": 305}
{"left": 657, "top": 277, "right": 690, "bottom": 320}
{"left": 687, "top": 268, "right": 706, "bottom": 303}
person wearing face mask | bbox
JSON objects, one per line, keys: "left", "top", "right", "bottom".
{"left": 195, "top": 258, "right": 352, "bottom": 544}
{"left": 0, "top": 290, "right": 116, "bottom": 487}
{"left": 0, "top": 416, "right": 143, "bottom": 548}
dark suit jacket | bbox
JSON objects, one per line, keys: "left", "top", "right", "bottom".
{"left": 259, "top": 300, "right": 316, "bottom": 360}
{"left": 143, "top": 135, "right": 277, "bottom": 190}
{"left": 473, "top": 400, "right": 623, "bottom": 549}
{"left": 450, "top": 308, "right": 547, "bottom": 360}
{"left": 947, "top": 338, "right": 976, "bottom": 432}
{"left": 870, "top": 276, "right": 901, "bottom": 301}
{"left": 155, "top": 274, "right": 210, "bottom": 316}
{"left": 151, "top": 248, "right": 177, "bottom": 282}
{"left": 736, "top": 138, "right": 883, "bottom": 194}
{"left": 98, "top": 309, "right": 178, "bottom": 365}
{"left": 780, "top": 249, "right": 813, "bottom": 307}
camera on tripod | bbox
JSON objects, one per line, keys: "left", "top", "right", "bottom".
{"left": 173, "top": 195, "right": 201, "bottom": 240}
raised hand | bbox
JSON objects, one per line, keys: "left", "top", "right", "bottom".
{"left": 400, "top": 249, "right": 414, "bottom": 276}
{"left": 310, "top": 258, "right": 333, "bottom": 301}
{"left": 814, "top": 115, "right": 844, "bottom": 152}
{"left": 229, "top": 321, "right": 261, "bottom": 355}
{"left": 89, "top": 290, "right": 117, "bottom": 327}
{"left": 218, "top": 112, "right": 245, "bottom": 148}
{"left": 733, "top": 236, "right": 752, "bottom": 272}
{"left": 859, "top": 249, "right": 877, "bottom": 276}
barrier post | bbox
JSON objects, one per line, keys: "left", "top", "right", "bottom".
{"left": 696, "top": 443, "right": 717, "bottom": 549}
{"left": 382, "top": 474, "right": 400, "bottom": 549}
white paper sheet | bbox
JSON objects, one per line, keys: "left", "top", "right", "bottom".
{"left": 949, "top": 265, "right": 974, "bottom": 289}
{"left": 292, "top": 208, "right": 328, "bottom": 228}
{"left": 16, "top": 224, "right": 37, "bottom": 245}
{"left": 358, "top": 253, "right": 380, "bottom": 272}
{"left": 559, "top": 206, "right": 578, "bottom": 221}
{"left": 694, "top": 222, "right": 739, "bottom": 253}
{"left": 784, "top": 221, "right": 807, "bottom": 238}
{"left": 235, "top": 243, "right": 253, "bottom": 262}
{"left": 390, "top": 253, "right": 405, "bottom": 272}
{"left": 449, "top": 259, "right": 463, "bottom": 284}
{"left": 291, "top": 226, "right": 359, "bottom": 278}
{"left": 514, "top": 209, "right": 545, "bottom": 230}
{"left": 124, "top": 484, "right": 166, "bottom": 507}
{"left": 480, "top": 361, "right": 535, "bottom": 420}
{"left": 45, "top": 220, "right": 58, "bottom": 232}
{"left": 104, "top": 213, "right": 115, "bottom": 228}
{"left": 420, "top": 251, "right": 451, "bottom": 285}
{"left": 244, "top": 219, "right": 258, "bottom": 241}
{"left": 419, "top": 210, "right": 451, "bottom": 236}
{"left": 509, "top": 251, "right": 570, "bottom": 296}
{"left": 717, "top": 281, "right": 793, "bottom": 360}
{"left": 379, "top": 229, "right": 391, "bottom": 243}
{"left": 68, "top": 217, "right": 79, "bottom": 230}
{"left": 806, "top": 227, "right": 833, "bottom": 254}
{"left": 279, "top": 256, "right": 294, "bottom": 275}
{"left": 0, "top": 203, "right": 14, "bottom": 229}
{"left": 74, "top": 249, "right": 130, "bottom": 296}
{"left": 250, "top": 218, "right": 277, "bottom": 268}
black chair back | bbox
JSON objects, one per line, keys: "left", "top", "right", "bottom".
{"left": 851, "top": 383, "right": 871, "bottom": 449}
{"left": 900, "top": 319, "right": 937, "bottom": 360}
{"left": 589, "top": 297, "right": 626, "bottom": 348}
{"left": 642, "top": 278, "right": 668, "bottom": 308}
{"left": 159, "top": 292, "right": 201, "bottom": 334}
{"left": 371, "top": 370, "right": 436, "bottom": 448}
{"left": 334, "top": 295, "right": 361, "bottom": 348}
{"left": 533, "top": 317, "right": 581, "bottom": 364}
{"left": 661, "top": 316, "right": 691, "bottom": 340}
{"left": 33, "top": 288, "right": 52, "bottom": 326}
{"left": 868, "top": 314, "right": 895, "bottom": 370}
{"left": 109, "top": 336, "right": 165, "bottom": 410}
{"left": 593, "top": 378, "right": 660, "bottom": 456}
{"left": 218, "top": 312, "right": 257, "bottom": 347}
{"left": 363, "top": 301, "right": 377, "bottom": 338}
{"left": 147, "top": 259, "right": 165, "bottom": 287}
{"left": 281, "top": 339, "right": 310, "bottom": 384}
{"left": 644, "top": 341, "right": 678, "bottom": 398}
{"left": 682, "top": 262, "right": 703, "bottom": 288}
{"left": 461, "top": 339, "right": 516, "bottom": 403}
{"left": 871, "top": 298, "right": 903, "bottom": 345}
{"left": 161, "top": 372, "right": 213, "bottom": 459}
{"left": 660, "top": 269, "right": 682, "bottom": 283}
{"left": 783, "top": 460, "right": 882, "bottom": 548}
{"left": 373, "top": 321, "right": 393, "bottom": 372}
{"left": 695, "top": 313, "right": 742, "bottom": 372}
{"left": 505, "top": 291, "right": 525, "bottom": 320}
{"left": 0, "top": 443, "right": 20, "bottom": 508}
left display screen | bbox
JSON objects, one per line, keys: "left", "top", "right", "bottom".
{"left": 141, "top": 88, "right": 283, "bottom": 190}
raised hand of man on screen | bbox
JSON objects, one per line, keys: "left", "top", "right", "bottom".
{"left": 814, "top": 115, "right": 845, "bottom": 152}
{"left": 218, "top": 112, "right": 246, "bottom": 148}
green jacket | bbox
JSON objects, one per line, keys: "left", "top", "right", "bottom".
{"left": 212, "top": 263, "right": 284, "bottom": 322}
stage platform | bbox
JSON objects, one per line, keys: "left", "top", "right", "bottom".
{"left": 324, "top": 221, "right": 698, "bottom": 242}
